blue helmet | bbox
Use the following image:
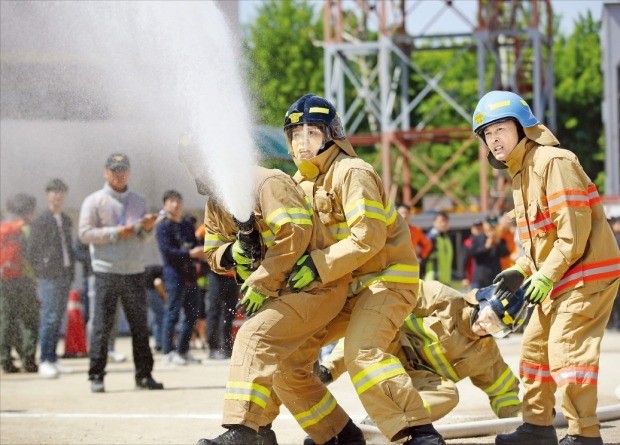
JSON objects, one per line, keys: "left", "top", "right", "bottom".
{"left": 472, "top": 91, "right": 540, "bottom": 169}
{"left": 474, "top": 284, "right": 529, "bottom": 338}
{"left": 472, "top": 90, "right": 538, "bottom": 136}
{"left": 283, "top": 94, "right": 346, "bottom": 141}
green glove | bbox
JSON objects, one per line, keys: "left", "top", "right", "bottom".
{"left": 232, "top": 241, "right": 252, "bottom": 265}
{"left": 236, "top": 264, "right": 252, "bottom": 282}
{"left": 287, "top": 254, "right": 319, "bottom": 292}
{"left": 237, "top": 283, "right": 267, "bottom": 317}
{"left": 523, "top": 272, "right": 553, "bottom": 304}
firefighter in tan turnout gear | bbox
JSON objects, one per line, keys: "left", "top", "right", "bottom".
{"left": 283, "top": 94, "right": 446, "bottom": 445}
{"left": 472, "top": 90, "right": 620, "bottom": 445}
{"left": 195, "top": 166, "right": 362, "bottom": 445}
{"left": 320, "top": 281, "right": 523, "bottom": 422}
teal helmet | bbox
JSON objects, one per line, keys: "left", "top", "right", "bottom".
{"left": 473, "top": 284, "right": 529, "bottom": 338}
{"left": 283, "top": 94, "right": 346, "bottom": 142}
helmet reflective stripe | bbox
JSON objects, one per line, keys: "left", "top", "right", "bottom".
{"left": 309, "top": 107, "right": 330, "bottom": 114}
{"left": 472, "top": 90, "right": 539, "bottom": 136}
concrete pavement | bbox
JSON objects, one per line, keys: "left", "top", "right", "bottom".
{"left": 1, "top": 331, "right": 619, "bottom": 444}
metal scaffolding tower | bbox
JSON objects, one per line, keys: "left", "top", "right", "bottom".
{"left": 323, "top": 0, "right": 554, "bottom": 212}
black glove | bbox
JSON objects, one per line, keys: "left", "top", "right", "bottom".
{"left": 315, "top": 364, "right": 333, "bottom": 385}
{"left": 492, "top": 265, "right": 527, "bottom": 300}
{"left": 232, "top": 214, "right": 261, "bottom": 265}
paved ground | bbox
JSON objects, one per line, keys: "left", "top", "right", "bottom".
{"left": 2, "top": 331, "right": 620, "bottom": 445}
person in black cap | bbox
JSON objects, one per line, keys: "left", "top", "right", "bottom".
{"left": 78, "top": 153, "right": 163, "bottom": 392}
{"left": 27, "top": 178, "right": 75, "bottom": 379}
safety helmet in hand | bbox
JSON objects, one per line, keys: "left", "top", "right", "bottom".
{"left": 472, "top": 284, "right": 529, "bottom": 338}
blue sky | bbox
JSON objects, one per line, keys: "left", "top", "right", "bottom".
{"left": 239, "top": 0, "right": 613, "bottom": 35}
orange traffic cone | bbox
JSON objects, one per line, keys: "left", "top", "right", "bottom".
{"left": 231, "top": 307, "right": 246, "bottom": 343}
{"left": 63, "top": 290, "right": 88, "bottom": 358}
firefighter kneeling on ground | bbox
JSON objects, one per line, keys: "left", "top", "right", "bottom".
{"left": 473, "top": 90, "right": 620, "bottom": 445}
{"left": 316, "top": 280, "right": 525, "bottom": 430}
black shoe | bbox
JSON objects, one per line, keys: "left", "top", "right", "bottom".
{"left": 559, "top": 435, "right": 603, "bottom": 445}
{"left": 496, "top": 423, "right": 558, "bottom": 445}
{"left": 23, "top": 362, "right": 38, "bottom": 373}
{"left": 2, "top": 361, "right": 20, "bottom": 373}
{"left": 135, "top": 375, "right": 164, "bottom": 390}
{"left": 304, "top": 418, "right": 366, "bottom": 445}
{"left": 402, "top": 424, "right": 446, "bottom": 445}
{"left": 258, "top": 424, "right": 278, "bottom": 445}
{"left": 91, "top": 377, "right": 105, "bottom": 393}
{"left": 196, "top": 425, "right": 259, "bottom": 445}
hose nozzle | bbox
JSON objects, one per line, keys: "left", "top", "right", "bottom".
{"left": 232, "top": 214, "right": 255, "bottom": 234}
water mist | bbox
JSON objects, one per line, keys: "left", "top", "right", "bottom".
{"left": 1, "top": 1, "right": 257, "bottom": 221}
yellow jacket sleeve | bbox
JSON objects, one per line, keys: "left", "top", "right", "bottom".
{"left": 245, "top": 174, "right": 313, "bottom": 296}
{"left": 312, "top": 167, "right": 388, "bottom": 283}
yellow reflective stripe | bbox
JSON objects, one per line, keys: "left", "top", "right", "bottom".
{"left": 309, "top": 106, "right": 330, "bottom": 114}
{"left": 350, "top": 264, "right": 419, "bottom": 295}
{"left": 403, "top": 315, "right": 460, "bottom": 382}
{"left": 328, "top": 222, "right": 350, "bottom": 240}
{"left": 265, "top": 207, "right": 312, "bottom": 233}
{"left": 261, "top": 229, "right": 275, "bottom": 248}
{"left": 294, "top": 391, "right": 338, "bottom": 429}
{"left": 489, "top": 100, "right": 511, "bottom": 111}
{"left": 484, "top": 367, "right": 517, "bottom": 397}
{"left": 224, "top": 381, "right": 271, "bottom": 409}
{"left": 422, "top": 398, "right": 431, "bottom": 414}
{"left": 384, "top": 200, "right": 397, "bottom": 225}
{"left": 491, "top": 392, "right": 520, "bottom": 415}
{"left": 351, "top": 357, "right": 406, "bottom": 395}
{"left": 345, "top": 198, "right": 387, "bottom": 224}
{"left": 204, "top": 234, "right": 227, "bottom": 251}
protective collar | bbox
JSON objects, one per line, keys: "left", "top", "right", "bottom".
{"left": 293, "top": 144, "right": 343, "bottom": 181}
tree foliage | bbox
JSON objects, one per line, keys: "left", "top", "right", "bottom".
{"left": 552, "top": 11, "right": 604, "bottom": 188}
{"left": 244, "top": 4, "right": 605, "bottom": 195}
{"left": 243, "top": 0, "right": 324, "bottom": 126}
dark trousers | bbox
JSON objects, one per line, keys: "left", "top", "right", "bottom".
{"left": 0, "top": 277, "right": 39, "bottom": 365}
{"left": 206, "top": 272, "right": 239, "bottom": 355}
{"left": 88, "top": 273, "right": 153, "bottom": 380}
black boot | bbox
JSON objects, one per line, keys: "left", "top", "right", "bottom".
{"left": 22, "top": 361, "right": 38, "bottom": 373}
{"left": 196, "top": 425, "right": 259, "bottom": 445}
{"left": 496, "top": 423, "right": 558, "bottom": 445}
{"left": 135, "top": 375, "right": 164, "bottom": 390}
{"left": 303, "top": 418, "right": 365, "bottom": 444}
{"left": 2, "top": 361, "right": 20, "bottom": 373}
{"left": 258, "top": 423, "right": 278, "bottom": 445}
{"left": 559, "top": 435, "right": 603, "bottom": 445}
{"left": 402, "top": 424, "right": 446, "bottom": 445}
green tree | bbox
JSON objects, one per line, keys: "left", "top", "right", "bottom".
{"left": 553, "top": 11, "right": 604, "bottom": 187}
{"left": 244, "top": 0, "right": 324, "bottom": 126}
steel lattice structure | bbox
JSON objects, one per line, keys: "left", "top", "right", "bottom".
{"left": 323, "top": 0, "right": 554, "bottom": 212}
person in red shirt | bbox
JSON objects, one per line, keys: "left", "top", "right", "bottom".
{"left": 397, "top": 205, "right": 432, "bottom": 266}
